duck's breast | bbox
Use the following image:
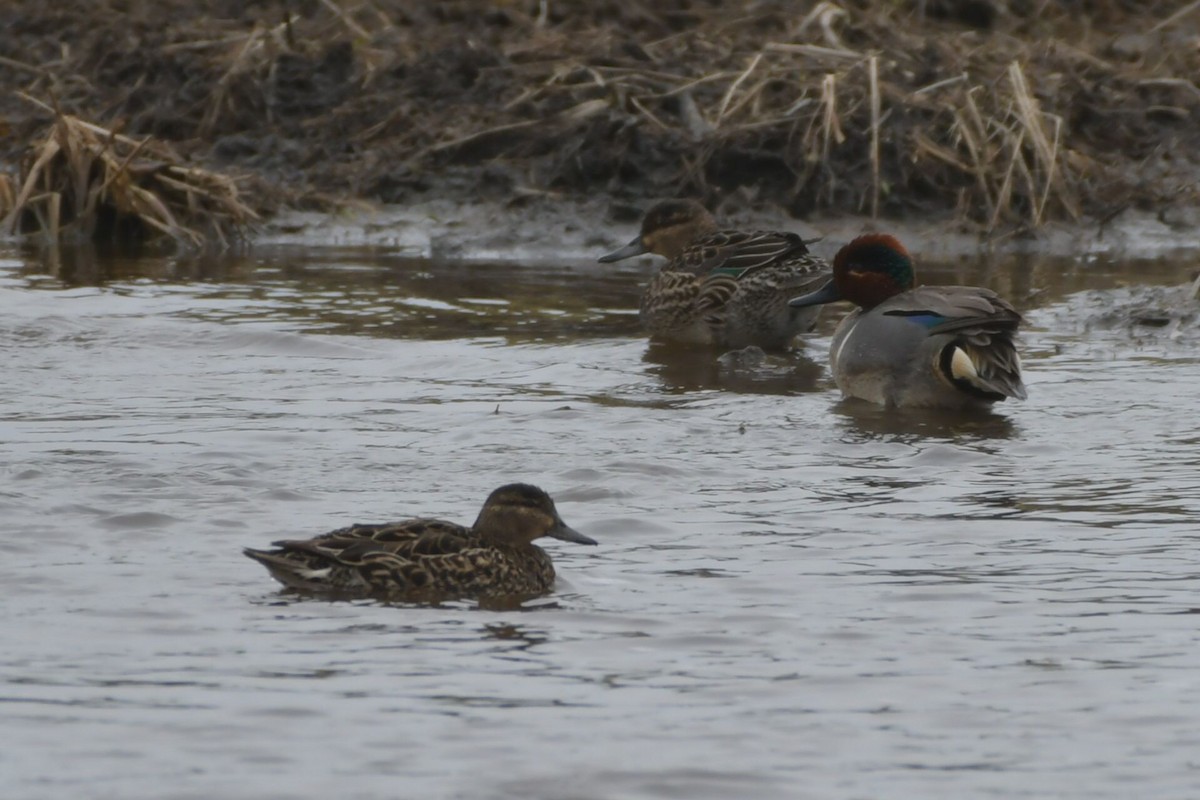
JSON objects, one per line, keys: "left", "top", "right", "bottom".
{"left": 829, "top": 307, "right": 951, "bottom": 406}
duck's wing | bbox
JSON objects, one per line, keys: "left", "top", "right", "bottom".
{"left": 280, "top": 518, "right": 472, "bottom": 547}
{"left": 682, "top": 229, "right": 815, "bottom": 279}
{"left": 247, "top": 514, "right": 480, "bottom": 594}
{"left": 244, "top": 534, "right": 476, "bottom": 596}
{"left": 881, "top": 286, "right": 1026, "bottom": 401}
{"left": 245, "top": 543, "right": 442, "bottom": 596}
{"left": 881, "top": 286, "right": 1022, "bottom": 330}
{"left": 273, "top": 521, "right": 475, "bottom": 560}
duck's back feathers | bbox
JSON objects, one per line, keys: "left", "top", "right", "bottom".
{"left": 881, "top": 285, "right": 1022, "bottom": 331}
{"left": 641, "top": 229, "right": 829, "bottom": 350}
{"left": 679, "top": 229, "right": 815, "bottom": 278}
{"left": 305, "top": 517, "right": 471, "bottom": 545}
{"left": 281, "top": 518, "right": 478, "bottom": 556}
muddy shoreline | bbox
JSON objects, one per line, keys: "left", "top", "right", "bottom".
{"left": 2, "top": 1, "right": 1199, "bottom": 245}
{"left": 257, "top": 198, "right": 1199, "bottom": 264}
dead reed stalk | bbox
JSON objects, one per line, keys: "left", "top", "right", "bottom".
{"left": 868, "top": 54, "right": 881, "bottom": 219}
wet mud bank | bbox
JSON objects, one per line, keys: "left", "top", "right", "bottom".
{"left": 2, "top": 0, "right": 1200, "bottom": 243}
{"left": 256, "top": 198, "right": 1200, "bottom": 266}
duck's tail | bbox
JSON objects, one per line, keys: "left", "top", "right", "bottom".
{"left": 243, "top": 547, "right": 333, "bottom": 592}
{"left": 942, "top": 340, "right": 1027, "bottom": 401}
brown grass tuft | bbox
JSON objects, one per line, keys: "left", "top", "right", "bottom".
{"left": 2, "top": 96, "right": 257, "bottom": 248}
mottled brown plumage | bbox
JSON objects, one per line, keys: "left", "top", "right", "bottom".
{"left": 598, "top": 199, "right": 831, "bottom": 350}
{"left": 243, "top": 484, "right": 596, "bottom": 601}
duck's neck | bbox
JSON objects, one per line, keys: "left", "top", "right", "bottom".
{"left": 841, "top": 271, "right": 908, "bottom": 310}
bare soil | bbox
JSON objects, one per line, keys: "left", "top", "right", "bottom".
{"left": 1, "top": 0, "right": 1199, "bottom": 233}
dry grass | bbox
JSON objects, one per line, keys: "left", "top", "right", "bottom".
{"left": 344, "top": 0, "right": 1192, "bottom": 229}
{"left": 910, "top": 60, "right": 1081, "bottom": 228}
{"left": 0, "top": 96, "right": 257, "bottom": 248}
{"left": 493, "top": 1, "right": 1173, "bottom": 228}
{"left": 1, "top": 0, "right": 1198, "bottom": 231}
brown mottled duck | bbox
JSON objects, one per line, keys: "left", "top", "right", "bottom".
{"left": 244, "top": 484, "right": 596, "bottom": 602}
{"left": 598, "top": 199, "right": 831, "bottom": 351}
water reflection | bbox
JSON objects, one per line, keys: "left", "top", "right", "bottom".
{"left": 480, "top": 623, "right": 548, "bottom": 649}
{"left": 20, "top": 241, "right": 257, "bottom": 285}
{"left": 643, "top": 342, "right": 825, "bottom": 395}
{"left": 11, "top": 240, "right": 1194, "bottom": 351}
{"left": 831, "top": 400, "right": 1019, "bottom": 441}
{"left": 11, "top": 241, "right": 644, "bottom": 342}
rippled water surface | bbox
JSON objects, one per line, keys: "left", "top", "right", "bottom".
{"left": 3, "top": 237, "right": 1199, "bottom": 799}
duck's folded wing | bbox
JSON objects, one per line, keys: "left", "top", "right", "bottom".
{"left": 882, "top": 286, "right": 1022, "bottom": 332}
{"left": 406, "top": 528, "right": 479, "bottom": 556}
{"left": 691, "top": 230, "right": 812, "bottom": 277}
{"left": 293, "top": 517, "right": 470, "bottom": 547}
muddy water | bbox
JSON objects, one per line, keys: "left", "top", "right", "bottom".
{"left": 2, "top": 238, "right": 1199, "bottom": 800}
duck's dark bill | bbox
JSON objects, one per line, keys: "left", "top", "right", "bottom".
{"left": 788, "top": 278, "right": 842, "bottom": 308}
{"left": 549, "top": 521, "right": 598, "bottom": 545}
{"left": 598, "top": 236, "right": 647, "bottom": 263}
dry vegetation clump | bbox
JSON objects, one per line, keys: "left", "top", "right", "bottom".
{"left": 1, "top": 0, "right": 1198, "bottom": 232}
{"left": 0, "top": 97, "right": 258, "bottom": 248}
